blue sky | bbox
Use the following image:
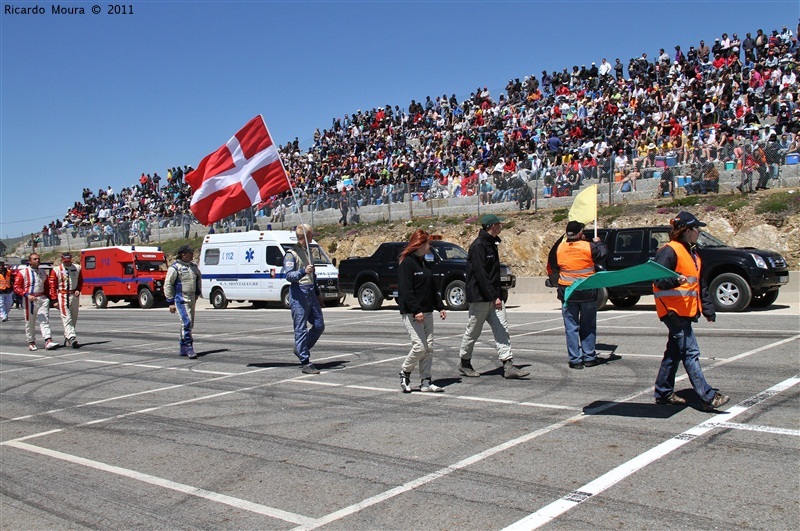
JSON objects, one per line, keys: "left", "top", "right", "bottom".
{"left": 1, "top": 0, "right": 796, "bottom": 240}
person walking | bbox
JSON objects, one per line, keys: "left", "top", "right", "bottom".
{"left": 552, "top": 221, "right": 608, "bottom": 369}
{"left": 397, "top": 230, "right": 447, "bottom": 393}
{"left": 165, "top": 245, "right": 202, "bottom": 359}
{"left": 51, "top": 252, "right": 83, "bottom": 348}
{"left": 0, "top": 261, "right": 14, "bottom": 322}
{"left": 458, "top": 214, "right": 529, "bottom": 379}
{"left": 283, "top": 224, "right": 325, "bottom": 374}
{"left": 13, "top": 253, "right": 57, "bottom": 351}
{"left": 652, "top": 212, "right": 729, "bottom": 411}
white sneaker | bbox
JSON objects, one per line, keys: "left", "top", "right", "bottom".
{"left": 420, "top": 382, "right": 444, "bottom": 393}
{"left": 45, "top": 339, "right": 57, "bottom": 350}
{"left": 29, "top": 343, "right": 38, "bottom": 351}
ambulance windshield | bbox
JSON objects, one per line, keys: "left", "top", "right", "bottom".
{"left": 136, "top": 260, "right": 168, "bottom": 272}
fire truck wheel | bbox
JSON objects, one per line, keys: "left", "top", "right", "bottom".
{"left": 138, "top": 288, "right": 155, "bottom": 309}
{"left": 93, "top": 289, "right": 108, "bottom": 309}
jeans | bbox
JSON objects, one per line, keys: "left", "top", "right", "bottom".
{"left": 459, "top": 301, "right": 512, "bottom": 362}
{"left": 401, "top": 313, "right": 434, "bottom": 380}
{"left": 654, "top": 315, "right": 715, "bottom": 402}
{"left": 289, "top": 284, "right": 325, "bottom": 365}
{"left": 561, "top": 300, "right": 597, "bottom": 364}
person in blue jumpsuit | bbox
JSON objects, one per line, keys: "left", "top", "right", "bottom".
{"left": 283, "top": 224, "right": 325, "bottom": 374}
{"left": 165, "top": 245, "right": 202, "bottom": 359}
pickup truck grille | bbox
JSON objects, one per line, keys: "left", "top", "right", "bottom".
{"left": 767, "top": 256, "right": 787, "bottom": 269}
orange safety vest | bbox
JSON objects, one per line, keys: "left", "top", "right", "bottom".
{"left": 556, "top": 240, "right": 595, "bottom": 286}
{"left": 0, "top": 270, "right": 11, "bottom": 291}
{"left": 653, "top": 241, "right": 702, "bottom": 319}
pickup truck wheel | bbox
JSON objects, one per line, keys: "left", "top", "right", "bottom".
{"left": 357, "top": 282, "right": 383, "bottom": 310}
{"left": 609, "top": 295, "right": 640, "bottom": 308}
{"left": 281, "top": 287, "right": 291, "bottom": 309}
{"left": 749, "top": 289, "right": 779, "bottom": 308}
{"left": 596, "top": 288, "right": 609, "bottom": 311}
{"left": 444, "top": 280, "right": 468, "bottom": 311}
{"left": 138, "top": 288, "right": 155, "bottom": 309}
{"left": 211, "top": 288, "right": 229, "bottom": 309}
{"left": 710, "top": 273, "right": 752, "bottom": 312}
{"left": 93, "top": 289, "right": 108, "bottom": 309}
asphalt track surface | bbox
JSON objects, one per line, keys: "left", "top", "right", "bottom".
{"left": 1, "top": 299, "right": 798, "bottom": 530}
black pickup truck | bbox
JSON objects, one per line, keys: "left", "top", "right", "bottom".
{"left": 547, "top": 226, "right": 790, "bottom": 312}
{"left": 338, "top": 240, "right": 517, "bottom": 310}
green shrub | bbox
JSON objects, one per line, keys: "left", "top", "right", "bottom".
{"left": 755, "top": 191, "right": 800, "bottom": 215}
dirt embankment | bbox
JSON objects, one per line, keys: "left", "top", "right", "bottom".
{"left": 319, "top": 191, "right": 800, "bottom": 276}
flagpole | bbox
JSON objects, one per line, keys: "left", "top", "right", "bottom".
{"left": 260, "top": 116, "right": 314, "bottom": 273}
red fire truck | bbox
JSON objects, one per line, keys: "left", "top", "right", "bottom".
{"left": 80, "top": 246, "right": 168, "bottom": 308}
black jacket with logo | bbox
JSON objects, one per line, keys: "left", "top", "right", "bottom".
{"left": 466, "top": 229, "right": 504, "bottom": 303}
{"left": 397, "top": 252, "right": 444, "bottom": 315}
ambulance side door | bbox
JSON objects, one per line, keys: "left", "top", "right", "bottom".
{"left": 237, "top": 243, "right": 265, "bottom": 301}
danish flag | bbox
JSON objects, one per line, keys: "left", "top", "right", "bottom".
{"left": 186, "top": 115, "right": 291, "bottom": 225}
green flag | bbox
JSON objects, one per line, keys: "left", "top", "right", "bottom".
{"left": 563, "top": 260, "right": 679, "bottom": 303}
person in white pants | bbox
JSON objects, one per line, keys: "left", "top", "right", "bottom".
{"left": 13, "top": 254, "right": 57, "bottom": 351}
{"left": 52, "top": 252, "right": 83, "bottom": 348}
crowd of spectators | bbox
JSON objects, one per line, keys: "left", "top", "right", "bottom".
{"left": 39, "top": 22, "right": 800, "bottom": 247}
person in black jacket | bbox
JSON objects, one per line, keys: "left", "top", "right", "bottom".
{"left": 458, "top": 214, "right": 529, "bottom": 379}
{"left": 397, "top": 230, "right": 447, "bottom": 393}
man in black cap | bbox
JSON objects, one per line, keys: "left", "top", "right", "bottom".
{"left": 458, "top": 214, "right": 529, "bottom": 379}
{"left": 552, "top": 220, "right": 607, "bottom": 369}
{"left": 51, "top": 252, "right": 83, "bottom": 348}
{"left": 652, "top": 212, "right": 729, "bottom": 411}
{"left": 165, "top": 245, "right": 202, "bottom": 359}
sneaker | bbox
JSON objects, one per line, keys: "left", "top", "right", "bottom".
{"left": 458, "top": 360, "right": 480, "bottom": 378}
{"left": 179, "top": 345, "right": 188, "bottom": 357}
{"left": 400, "top": 371, "right": 412, "bottom": 393}
{"left": 569, "top": 361, "right": 584, "bottom": 370}
{"left": 29, "top": 342, "right": 38, "bottom": 351}
{"left": 503, "top": 360, "right": 530, "bottom": 379}
{"left": 702, "top": 392, "right": 730, "bottom": 412}
{"left": 71, "top": 339, "right": 80, "bottom": 349}
{"left": 44, "top": 339, "right": 57, "bottom": 350}
{"left": 301, "top": 363, "right": 320, "bottom": 375}
{"left": 655, "top": 393, "right": 687, "bottom": 405}
{"left": 187, "top": 347, "right": 197, "bottom": 360}
{"left": 420, "top": 381, "right": 444, "bottom": 393}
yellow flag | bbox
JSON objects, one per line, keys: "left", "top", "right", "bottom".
{"left": 568, "top": 184, "right": 597, "bottom": 224}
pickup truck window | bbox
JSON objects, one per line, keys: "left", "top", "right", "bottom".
{"left": 432, "top": 243, "right": 468, "bottom": 261}
{"left": 616, "top": 230, "right": 644, "bottom": 253}
{"left": 697, "top": 232, "right": 728, "bottom": 248}
{"left": 650, "top": 231, "right": 670, "bottom": 253}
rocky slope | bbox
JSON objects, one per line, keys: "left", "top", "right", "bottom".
{"left": 319, "top": 189, "right": 800, "bottom": 276}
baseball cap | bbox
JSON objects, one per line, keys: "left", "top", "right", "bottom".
{"left": 671, "top": 211, "right": 706, "bottom": 228}
{"left": 566, "top": 220, "right": 585, "bottom": 236}
{"left": 176, "top": 244, "right": 193, "bottom": 255}
{"left": 480, "top": 214, "right": 505, "bottom": 226}
{"left": 61, "top": 252, "right": 72, "bottom": 260}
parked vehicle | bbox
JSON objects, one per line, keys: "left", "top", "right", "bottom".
{"left": 339, "top": 240, "right": 516, "bottom": 311}
{"left": 200, "top": 230, "right": 343, "bottom": 309}
{"left": 80, "top": 246, "right": 168, "bottom": 308}
{"left": 546, "top": 226, "right": 789, "bottom": 312}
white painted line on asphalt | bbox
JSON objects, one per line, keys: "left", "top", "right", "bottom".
{"left": 3, "top": 441, "right": 316, "bottom": 526}
{"left": 0, "top": 351, "right": 47, "bottom": 359}
{"left": 706, "top": 421, "right": 800, "bottom": 437}
{"left": 502, "top": 375, "right": 800, "bottom": 531}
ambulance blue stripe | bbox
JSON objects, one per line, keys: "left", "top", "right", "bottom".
{"left": 201, "top": 273, "right": 289, "bottom": 280}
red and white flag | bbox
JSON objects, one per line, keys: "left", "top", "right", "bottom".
{"left": 186, "top": 115, "right": 290, "bottom": 225}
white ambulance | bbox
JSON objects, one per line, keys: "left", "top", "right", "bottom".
{"left": 199, "top": 230, "right": 343, "bottom": 309}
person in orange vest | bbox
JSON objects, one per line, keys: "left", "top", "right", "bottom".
{"left": 554, "top": 221, "right": 607, "bottom": 369}
{"left": 0, "top": 260, "right": 13, "bottom": 321}
{"left": 653, "top": 212, "right": 729, "bottom": 411}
